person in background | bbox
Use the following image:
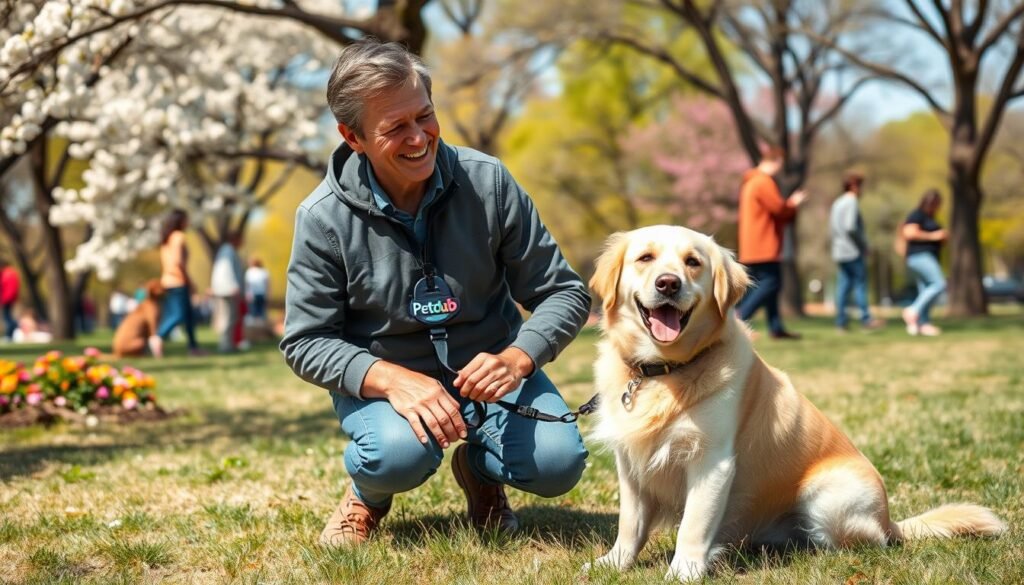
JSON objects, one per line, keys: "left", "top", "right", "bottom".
{"left": 108, "top": 288, "right": 135, "bottom": 329}
{"left": 281, "top": 39, "right": 590, "bottom": 547}
{"left": 829, "top": 172, "right": 884, "bottom": 333}
{"left": 245, "top": 257, "right": 270, "bottom": 322}
{"left": 736, "top": 145, "right": 808, "bottom": 340}
{"left": 12, "top": 309, "right": 52, "bottom": 344}
{"left": 0, "top": 259, "right": 19, "bottom": 341}
{"left": 211, "top": 234, "right": 246, "bottom": 352}
{"left": 902, "top": 190, "right": 948, "bottom": 336}
{"left": 155, "top": 209, "right": 204, "bottom": 356}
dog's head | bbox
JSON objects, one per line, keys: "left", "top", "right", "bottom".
{"left": 590, "top": 225, "right": 749, "bottom": 362}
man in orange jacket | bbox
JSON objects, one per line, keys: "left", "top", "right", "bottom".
{"left": 736, "top": 147, "right": 808, "bottom": 339}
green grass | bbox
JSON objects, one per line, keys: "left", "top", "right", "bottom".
{"left": 1, "top": 310, "right": 1022, "bottom": 584}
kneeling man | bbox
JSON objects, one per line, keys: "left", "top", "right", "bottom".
{"left": 280, "top": 39, "right": 590, "bottom": 546}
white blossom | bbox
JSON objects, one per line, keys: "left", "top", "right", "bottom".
{"left": 2, "top": 1, "right": 338, "bottom": 278}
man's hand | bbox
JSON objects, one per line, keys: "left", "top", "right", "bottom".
{"left": 788, "top": 189, "right": 808, "bottom": 208}
{"left": 454, "top": 347, "right": 535, "bottom": 403}
{"left": 362, "top": 361, "right": 466, "bottom": 448}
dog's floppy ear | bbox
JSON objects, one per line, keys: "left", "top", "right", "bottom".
{"left": 146, "top": 279, "right": 165, "bottom": 299}
{"left": 589, "top": 232, "right": 629, "bottom": 315}
{"left": 712, "top": 242, "right": 749, "bottom": 318}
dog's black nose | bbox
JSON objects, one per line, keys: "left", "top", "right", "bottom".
{"left": 655, "top": 273, "right": 681, "bottom": 296}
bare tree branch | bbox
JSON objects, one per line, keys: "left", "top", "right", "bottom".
{"left": 596, "top": 32, "right": 724, "bottom": 98}
{"left": 971, "top": 37, "right": 1024, "bottom": 171}
{"left": 799, "top": 28, "right": 952, "bottom": 120}
{"left": 806, "top": 74, "right": 878, "bottom": 136}
{"left": 901, "top": 0, "right": 948, "bottom": 47}
{"left": 977, "top": 3, "right": 1024, "bottom": 55}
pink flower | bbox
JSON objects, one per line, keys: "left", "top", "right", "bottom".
{"left": 33, "top": 366, "right": 46, "bottom": 376}
{"left": 84, "top": 347, "right": 101, "bottom": 358}
{"left": 54, "top": 396, "right": 67, "bottom": 407}
{"left": 96, "top": 386, "right": 110, "bottom": 399}
{"left": 0, "top": 396, "right": 8, "bottom": 407}
{"left": 122, "top": 397, "right": 138, "bottom": 410}
{"left": 26, "top": 393, "right": 42, "bottom": 406}
{"left": 12, "top": 395, "right": 21, "bottom": 405}
{"left": 18, "top": 370, "right": 31, "bottom": 382}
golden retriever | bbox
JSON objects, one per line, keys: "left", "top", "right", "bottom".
{"left": 586, "top": 225, "right": 1005, "bottom": 581}
{"left": 113, "top": 280, "right": 164, "bottom": 358}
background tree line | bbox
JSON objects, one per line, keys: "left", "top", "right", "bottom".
{"left": 1, "top": 0, "right": 1022, "bottom": 339}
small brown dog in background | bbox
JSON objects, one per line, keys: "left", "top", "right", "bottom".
{"left": 113, "top": 280, "right": 165, "bottom": 358}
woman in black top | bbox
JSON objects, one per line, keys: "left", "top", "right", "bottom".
{"left": 901, "top": 190, "right": 948, "bottom": 336}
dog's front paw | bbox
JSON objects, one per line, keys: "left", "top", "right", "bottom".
{"left": 584, "top": 550, "right": 632, "bottom": 573}
{"left": 665, "top": 558, "right": 706, "bottom": 582}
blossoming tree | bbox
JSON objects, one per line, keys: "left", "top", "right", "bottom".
{"left": 1, "top": 1, "right": 339, "bottom": 336}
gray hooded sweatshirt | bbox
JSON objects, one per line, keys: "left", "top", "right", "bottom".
{"left": 280, "top": 141, "right": 591, "bottom": 398}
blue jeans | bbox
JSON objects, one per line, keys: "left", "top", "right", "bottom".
{"left": 250, "top": 294, "right": 267, "bottom": 320}
{"left": 2, "top": 303, "right": 15, "bottom": 340}
{"left": 835, "top": 257, "right": 871, "bottom": 328}
{"left": 737, "top": 262, "right": 785, "bottom": 335}
{"left": 906, "top": 253, "right": 946, "bottom": 325}
{"left": 157, "top": 286, "right": 198, "bottom": 349}
{"left": 331, "top": 369, "right": 588, "bottom": 508}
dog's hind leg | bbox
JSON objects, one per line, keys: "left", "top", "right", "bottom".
{"left": 589, "top": 450, "right": 658, "bottom": 572}
{"left": 797, "top": 462, "right": 890, "bottom": 549}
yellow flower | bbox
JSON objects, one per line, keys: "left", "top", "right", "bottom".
{"left": 62, "top": 357, "right": 82, "bottom": 373}
{"left": 1, "top": 374, "right": 17, "bottom": 394}
{"left": 0, "top": 360, "right": 16, "bottom": 377}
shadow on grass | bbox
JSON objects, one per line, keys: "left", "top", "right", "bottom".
{"left": 0, "top": 405, "right": 337, "bottom": 480}
{"left": 382, "top": 505, "right": 617, "bottom": 550}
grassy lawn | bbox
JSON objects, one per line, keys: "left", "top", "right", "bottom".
{"left": 1, "top": 311, "right": 1022, "bottom": 584}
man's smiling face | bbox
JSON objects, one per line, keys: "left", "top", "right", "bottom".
{"left": 338, "top": 75, "right": 440, "bottom": 201}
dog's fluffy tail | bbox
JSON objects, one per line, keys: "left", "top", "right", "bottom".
{"left": 891, "top": 504, "right": 1006, "bottom": 542}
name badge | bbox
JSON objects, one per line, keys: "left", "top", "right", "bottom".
{"left": 409, "top": 271, "right": 461, "bottom": 325}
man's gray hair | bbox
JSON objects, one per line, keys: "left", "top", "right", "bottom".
{"left": 327, "top": 38, "right": 433, "bottom": 136}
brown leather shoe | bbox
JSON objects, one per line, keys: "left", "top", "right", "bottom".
{"left": 319, "top": 485, "right": 390, "bottom": 546}
{"left": 451, "top": 443, "right": 519, "bottom": 533}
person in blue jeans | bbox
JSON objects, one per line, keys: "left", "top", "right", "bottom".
{"left": 280, "top": 40, "right": 590, "bottom": 547}
{"left": 829, "top": 172, "right": 883, "bottom": 332}
{"left": 152, "top": 209, "right": 203, "bottom": 356}
{"left": 901, "top": 190, "right": 948, "bottom": 336}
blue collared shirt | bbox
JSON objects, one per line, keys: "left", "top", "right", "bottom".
{"left": 366, "top": 161, "right": 444, "bottom": 248}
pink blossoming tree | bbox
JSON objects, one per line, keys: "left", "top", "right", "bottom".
{"left": 626, "top": 97, "right": 748, "bottom": 237}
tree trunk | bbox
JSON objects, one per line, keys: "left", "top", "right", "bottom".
{"left": 0, "top": 205, "right": 49, "bottom": 320}
{"left": 777, "top": 170, "right": 805, "bottom": 317}
{"left": 947, "top": 164, "right": 988, "bottom": 316}
{"left": 29, "top": 140, "right": 75, "bottom": 339}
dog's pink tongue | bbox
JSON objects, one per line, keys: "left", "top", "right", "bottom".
{"left": 649, "top": 306, "right": 682, "bottom": 342}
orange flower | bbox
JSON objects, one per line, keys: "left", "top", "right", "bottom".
{"left": 0, "top": 374, "right": 17, "bottom": 394}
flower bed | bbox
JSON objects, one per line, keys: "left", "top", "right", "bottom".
{"left": 0, "top": 349, "right": 177, "bottom": 428}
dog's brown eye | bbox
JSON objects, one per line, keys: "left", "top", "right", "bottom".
{"left": 637, "top": 253, "right": 655, "bottom": 263}
{"left": 685, "top": 257, "right": 701, "bottom": 268}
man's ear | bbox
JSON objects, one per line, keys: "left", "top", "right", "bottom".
{"left": 712, "top": 242, "right": 749, "bottom": 318}
{"left": 337, "top": 123, "right": 365, "bottom": 154}
{"left": 589, "top": 232, "right": 629, "bottom": 316}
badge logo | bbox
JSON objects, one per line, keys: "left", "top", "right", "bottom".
{"left": 409, "top": 271, "right": 462, "bottom": 325}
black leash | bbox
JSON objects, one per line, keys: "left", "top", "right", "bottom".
{"left": 431, "top": 326, "right": 599, "bottom": 425}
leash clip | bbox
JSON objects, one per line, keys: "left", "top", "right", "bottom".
{"left": 621, "top": 375, "right": 642, "bottom": 410}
